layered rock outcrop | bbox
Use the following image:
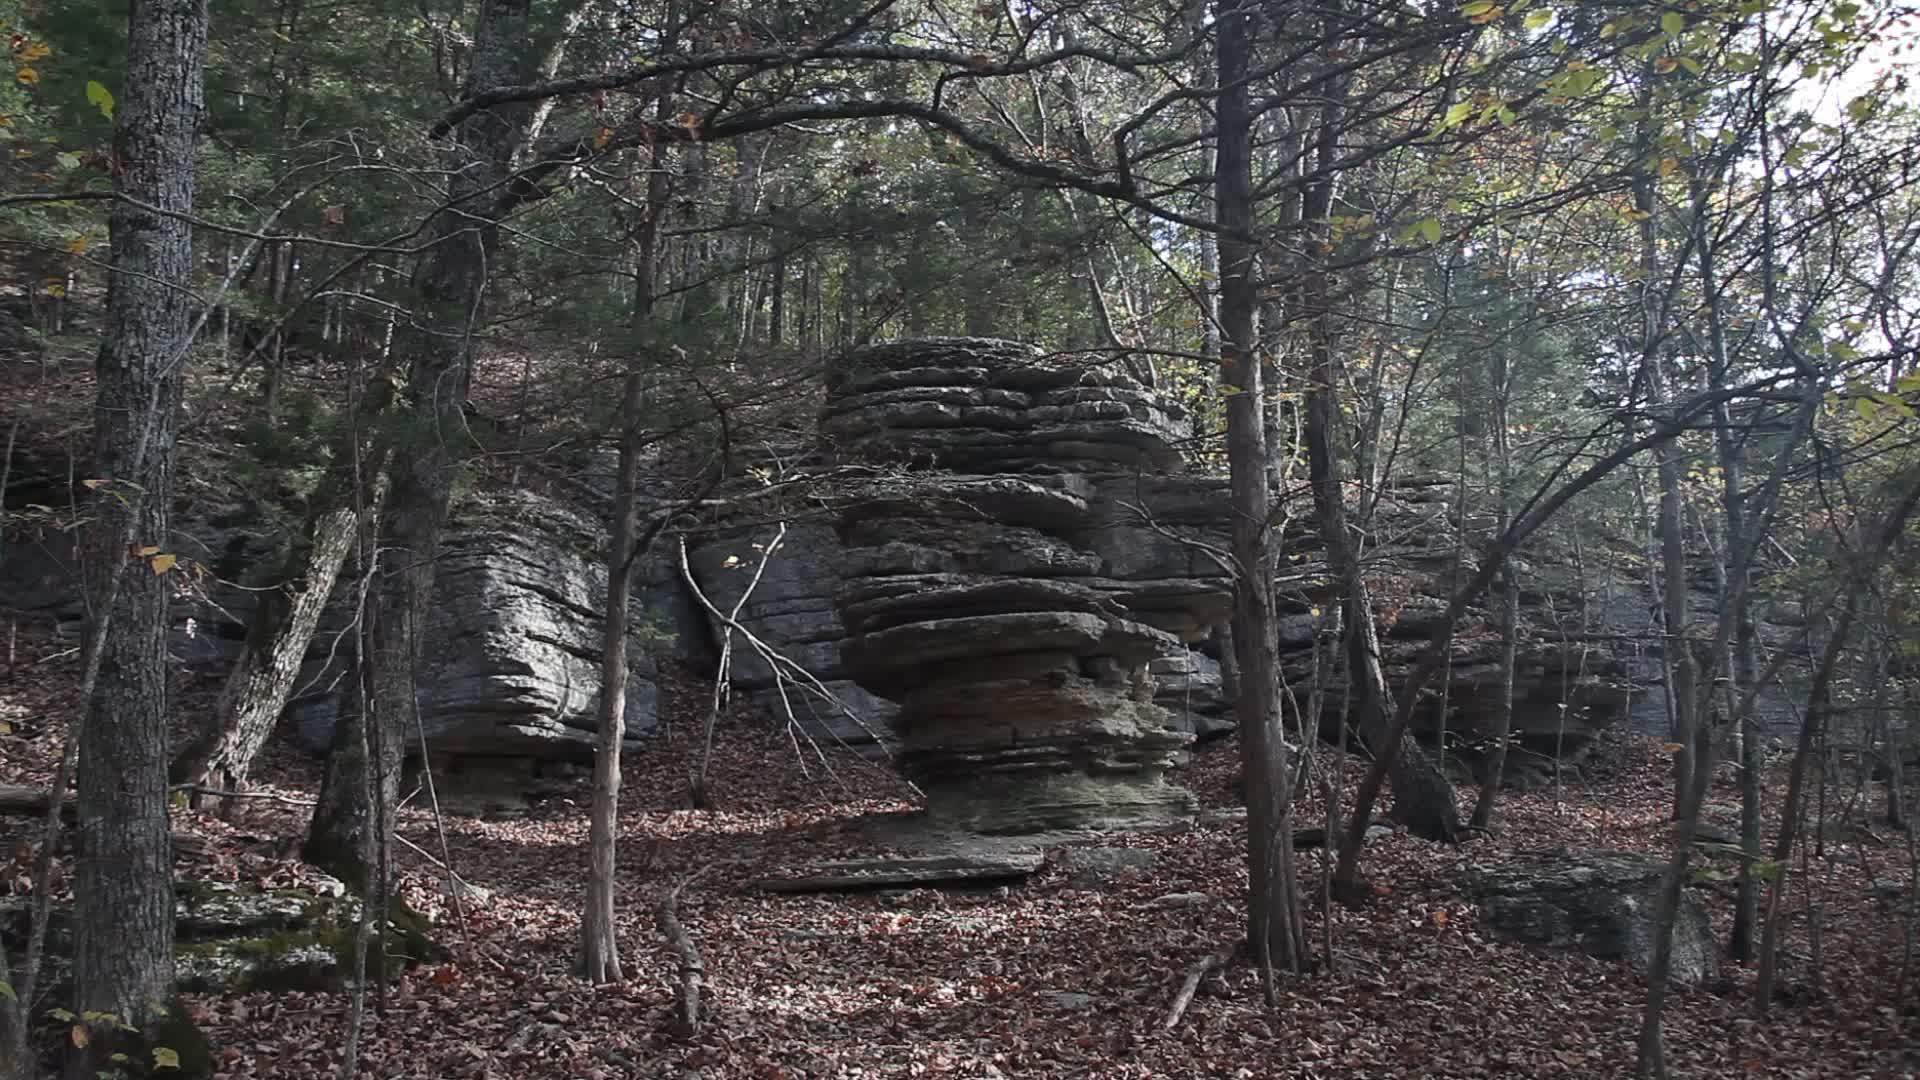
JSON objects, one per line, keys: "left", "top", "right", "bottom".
{"left": 287, "top": 490, "right": 675, "bottom": 766}
{"left": 822, "top": 339, "right": 1230, "bottom": 833}
{"left": 686, "top": 523, "right": 898, "bottom": 755}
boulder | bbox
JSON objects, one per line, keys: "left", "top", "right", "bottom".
{"left": 1, "top": 876, "right": 437, "bottom": 995}
{"left": 1468, "top": 850, "right": 1717, "bottom": 986}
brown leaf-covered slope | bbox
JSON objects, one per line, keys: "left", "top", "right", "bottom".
{"left": 2, "top": 622, "right": 1916, "bottom": 1079}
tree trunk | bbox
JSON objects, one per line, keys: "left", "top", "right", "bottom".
{"left": 1297, "top": 140, "right": 1457, "bottom": 848}
{"left": 68, "top": 0, "right": 207, "bottom": 1072}
{"left": 1470, "top": 312, "right": 1518, "bottom": 830}
{"left": 1216, "top": 0, "right": 1302, "bottom": 976}
{"left": 581, "top": 368, "right": 640, "bottom": 983}
{"left": 305, "top": 0, "right": 531, "bottom": 890}
{"left": 173, "top": 492, "right": 375, "bottom": 798}
{"left": 581, "top": 62, "right": 674, "bottom": 978}
{"left": 1755, "top": 477, "right": 1920, "bottom": 1010}
{"left": 1689, "top": 172, "right": 1763, "bottom": 961}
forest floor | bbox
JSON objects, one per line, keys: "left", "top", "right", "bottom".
{"left": 2, "top": 619, "right": 1918, "bottom": 1080}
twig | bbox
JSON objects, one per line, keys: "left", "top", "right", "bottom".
{"left": 682, "top": 525, "right": 787, "bottom": 806}
{"left": 676, "top": 532, "right": 901, "bottom": 770}
{"left": 1161, "top": 947, "right": 1233, "bottom": 1032}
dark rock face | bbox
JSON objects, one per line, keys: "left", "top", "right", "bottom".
{"left": 1469, "top": 850, "right": 1717, "bottom": 986}
{"left": 687, "top": 523, "right": 898, "bottom": 756}
{"left": 823, "top": 339, "right": 1230, "bottom": 834}
{"left": 290, "top": 490, "right": 672, "bottom": 765}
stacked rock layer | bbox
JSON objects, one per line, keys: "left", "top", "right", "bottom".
{"left": 824, "top": 338, "right": 1229, "bottom": 834}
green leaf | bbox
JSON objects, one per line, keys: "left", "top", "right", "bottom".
{"left": 1847, "top": 96, "right": 1873, "bottom": 122}
{"left": 1661, "top": 11, "right": 1685, "bottom": 34}
{"left": 1412, "top": 218, "right": 1443, "bottom": 244}
{"left": 153, "top": 1046, "right": 181, "bottom": 1071}
{"left": 1677, "top": 56, "right": 1702, "bottom": 75}
{"left": 85, "top": 80, "right": 113, "bottom": 121}
{"left": 1460, "top": 0, "right": 1497, "bottom": 15}
{"left": 1856, "top": 396, "right": 1878, "bottom": 423}
{"left": 0, "top": 979, "right": 14, "bottom": 1002}
{"left": 1523, "top": 8, "right": 1553, "bottom": 28}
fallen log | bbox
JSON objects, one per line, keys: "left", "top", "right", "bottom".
{"left": 658, "top": 866, "right": 714, "bottom": 1038}
{"left": 0, "top": 784, "right": 69, "bottom": 817}
{"left": 1162, "top": 947, "right": 1233, "bottom": 1031}
{"left": 754, "top": 850, "right": 1045, "bottom": 893}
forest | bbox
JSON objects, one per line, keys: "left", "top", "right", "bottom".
{"left": 1, "top": 0, "right": 1919, "bottom": 1075}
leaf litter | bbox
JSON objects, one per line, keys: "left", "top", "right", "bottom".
{"left": 1, "top": 622, "right": 1917, "bottom": 1078}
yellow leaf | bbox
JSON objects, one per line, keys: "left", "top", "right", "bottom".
{"left": 18, "top": 41, "right": 51, "bottom": 61}
{"left": 43, "top": 281, "right": 64, "bottom": 297}
{"left": 67, "top": 235, "right": 88, "bottom": 255}
{"left": 70, "top": 1024, "right": 88, "bottom": 1049}
{"left": 677, "top": 112, "right": 701, "bottom": 138}
{"left": 136, "top": 545, "right": 161, "bottom": 556}
{"left": 1658, "top": 157, "right": 1679, "bottom": 178}
{"left": 14, "top": 67, "right": 38, "bottom": 86}
{"left": 82, "top": 478, "right": 107, "bottom": 489}
{"left": 153, "top": 1046, "right": 181, "bottom": 1070}
{"left": 1662, "top": 742, "right": 1685, "bottom": 753}
{"left": 592, "top": 125, "right": 614, "bottom": 150}
{"left": 149, "top": 553, "right": 177, "bottom": 575}
{"left": 1432, "top": 909, "right": 1450, "bottom": 927}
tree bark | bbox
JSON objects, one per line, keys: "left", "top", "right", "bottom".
{"left": 68, "top": 0, "right": 207, "bottom": 1073}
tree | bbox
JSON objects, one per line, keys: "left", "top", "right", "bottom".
{"left": 1216, "top": 0, "right": 1305, "bottom": 980}
{"left": 303, "top": 0, "right": 534, "bottom": 890}
{"left": 67, "top": 0, "right": 208, "bottom": 1073}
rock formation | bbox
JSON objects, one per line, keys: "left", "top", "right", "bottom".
{"left": 2, "top": 875, "right": 437, "bottom": 994}
{"left": 822, "top": 338, "right": 1231, "bottom": 833}
{"left": 687, "top": 523, "right": 898, "bottom": 755}
{"left": 286, "top": 489, "right": 680, "bottom": 774}
{"left": 1468, "top": 849, "right": 1718, "bottom": 986}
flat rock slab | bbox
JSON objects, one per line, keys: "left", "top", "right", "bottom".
{"left": 756, "top": 850, "right": 1045, "bottom": 893}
